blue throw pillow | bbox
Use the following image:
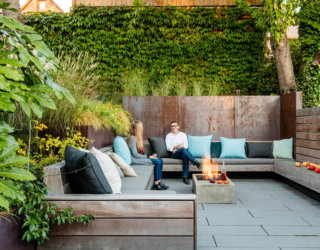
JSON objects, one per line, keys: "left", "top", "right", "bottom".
{"left": 188, "top": 135, "right": 213, "bottom": 158}
{"left": 220, "top": 137, "right": 247, "bottom": 159}
{"left": 113, "top": 136, "right": 132, "bottom": 165}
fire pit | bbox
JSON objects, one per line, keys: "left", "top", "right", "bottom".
{"left": 192, "top": 157, "right": 235, "bottom": 204}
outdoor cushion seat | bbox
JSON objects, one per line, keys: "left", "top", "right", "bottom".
{"left": 121, "top": 164, "right": 153, "bottom": 190}
{"left": 162, "top": 158, "right": 183, "bottom": 164}
{"left": 162, "top": 157, "right": 274, "bottom": 165}
{"left": 122, "top": 190, "right": 177, "bottom": 194}
{"left": 211, "top": 158, "right": 274, "bottom": 165}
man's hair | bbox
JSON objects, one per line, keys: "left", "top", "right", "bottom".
{"left": 171, "top": 121, "right": 178, "bottom": 125}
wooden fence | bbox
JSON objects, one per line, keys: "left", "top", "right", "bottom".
{"left": 72, "top": 0, "right": 262, "bottom": 7}
{"left": 296, "top": 107, "right": 320, "bottom": 165}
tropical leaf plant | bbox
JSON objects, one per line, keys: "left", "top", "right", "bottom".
{"left": 0, "top": 2, "right": 75, "bottom": 211}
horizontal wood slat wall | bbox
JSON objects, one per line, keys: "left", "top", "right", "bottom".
{"left": 38, "top": 199, "right": 196, "bottom": 250}
{"left": 296, "top": 107, "right": 320, "bottom": 165}
{"left": 38, "top": 236, "right": 194, "bottom": 250}
{"left": 54, "top": 200, "right": 194, "bottom": 218}
{"left": 72, "top": 0, "right": 262, "bottom": 6}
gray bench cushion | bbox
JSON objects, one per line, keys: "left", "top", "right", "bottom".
{"left": 162, "top": 158, "right": 274, "bottom": 165}
{"left": 121, "top": 164, "right": 153, "bottom": 191}
{"left": 274, "top": 159, "right": 320, "bottom": 193}
{"left": 122, "top": 190, "right": 176, "bottom": 194}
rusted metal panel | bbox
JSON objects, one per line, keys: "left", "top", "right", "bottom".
{"left": 280, "top": 93, "right": 298, "bottom": 140}
{"left": 0, "top": 215, "right": 35, "bottom": 250}
{"left": 235, "top": 96, "right": 280, "bottom": 140}
{"left": 123, "top": 96, "right": 282, "bottom": 141}
{"left": 178, "top": 96, "right": 235, "bottom": 140}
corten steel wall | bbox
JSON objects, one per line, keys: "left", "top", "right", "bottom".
{"left": 0, "top": 215, "right": 35, "bottom": 250}
{"left": 123, "top": 96, "right": 281, "bottom": 141}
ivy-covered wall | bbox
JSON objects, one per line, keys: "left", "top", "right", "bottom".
{"left": 25, "top": 6, "right": 277, "bottom": 95}
{"left": 298, "top": 0, "right": 320, "bottom": 107}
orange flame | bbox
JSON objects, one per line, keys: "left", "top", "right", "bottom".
{"left": 202, "top": 155, "right": 219, "bottom": 179}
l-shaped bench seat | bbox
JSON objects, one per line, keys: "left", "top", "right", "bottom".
{"left": 41, "top": 146, "right": 197, "bottom": 250}
{"left": 41, "top": 143, "right": 320, "bottom": 250}
{"left": 142, "top": 142, "right": 320, "bottom": 194}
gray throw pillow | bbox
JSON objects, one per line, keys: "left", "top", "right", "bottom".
{"left": 65, "top": 145, "right": 113, "bottom": 194}
{"left": 148, "top": 137, "right": 170, "bottom": 158}
{"left": 247, "top": 142, "right": 273, "bottom": 158}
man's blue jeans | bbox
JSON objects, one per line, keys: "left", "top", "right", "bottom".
{"left": 171, "top": 148, "right": 196, "bottom": 178}
{"left": 150, "top": 158, "right": 163, "bottom": 182}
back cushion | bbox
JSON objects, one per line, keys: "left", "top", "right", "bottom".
{"left": 113, "top": 136, "right": 132, "bottom": 165}
{"left": 148, "top": 137, "right": 170, "bottom": 158}
{"left": 65, "top": 145, "right": 112, "bottom": 194}
{"left": 211, "top": 142, "right": 221, "bottom": 158}
{"left": 247, "top": 142, "right": 273, "bottom": 158}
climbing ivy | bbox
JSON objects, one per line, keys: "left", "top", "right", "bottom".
{"left": 298, "top": 0, "right": 320, "bottom": 107}
{"left": 299, "top": 0, "right": 320, "bottom": 61}
{"left": 24, "top": 5, "right": 277, "bottom": 95}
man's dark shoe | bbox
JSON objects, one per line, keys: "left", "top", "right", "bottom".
{"left": 152, "top": 184, "right": 166, "bottom": 190}
{"left": 159, "top": 182, "right": 169, "bottom": 190}
{"left": 183, "top": 177, "right": 191, "bottom": 185}
{"left": 194, "top": 160, "right": 201, "bottom": 169}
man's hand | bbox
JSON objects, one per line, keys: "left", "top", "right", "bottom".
{"left": 173, "top": 144, "right": 183, "bottom": 153}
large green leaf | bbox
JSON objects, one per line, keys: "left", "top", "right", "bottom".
{"left": 30, "top": 92, "right": 56, "bottom": 110}
{"left": 0, "top": 155, "right": 27, "bottom": 168}
{"left": 0, "top": 134, "right": 18, "bottom": 150}
{"left": 18, "top": 100, "right": 31, "bottom": 118}
{"left": 0, "top": 194, "right": 9, "bottom": 211}
{"left": 0, "top": 66, "right": 23, "bottom": 81}
{"left": 0, "top": 179, "right": 25, "bottom": 201}
{"left": 0, "top": 58, "right": 28, "bottom": 67}
{"left": 0, "top": 167, "right": 36, "bottom": 181}
{"left": 0, "top": 122, "right": 14, "bottom": 134}
{"left": 45, "top": 78, "right": 76, "bottom": 104}
{"left": 30, "top": 100, "right": 43, "bottom": 118}
{"left": 0, "top": 16, "right": 34, "bottom": 33}
{"left": 0, "top": 94, "right": 15, "bottom": 112}
{"left": 0, "top": 75, "right": 10, "bottom": 91}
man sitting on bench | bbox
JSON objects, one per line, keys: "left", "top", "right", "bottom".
{"left": 165, "top": 121, "right": 201, "bottom": 185}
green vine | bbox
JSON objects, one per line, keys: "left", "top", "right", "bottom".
{"left": 15, "top": 171, "right": 94, "bottom": 245}
{"left": 24, "top": 5, "right": 278, "bottom": 96}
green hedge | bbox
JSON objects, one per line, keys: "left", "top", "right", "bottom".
{"left": 25, "top": 5, "right": 277, "bottom": 95}
{"left": 298, "top": 0, "right": 320, "bottom": 107}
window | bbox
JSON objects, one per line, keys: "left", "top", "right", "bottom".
{"left": 39, "top": 1, "right": 46, "bottom": 11}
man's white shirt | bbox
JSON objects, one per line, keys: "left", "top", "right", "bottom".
{"left": 165, "top": 132, "right": 188, "bottom": 152}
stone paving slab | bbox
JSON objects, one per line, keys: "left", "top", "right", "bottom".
{"left": 198, "top": 225, "right": 267, "bottom": 236}
{"left": 198, "top": 209, "right": 253, "bottom": 219}
{"left": 262, "top": 225, "right": 318, "bottom": 236}
{"left": 302, "top": 216, "right": 320, "bottom": 226}
{"left": 214, "top": 235, "right": 320, "bottom": 248}
{"left": 164, "top": 177, "right": 320, "bottom": 249}
{"left": 198, "top": 248, "right": 280, "bottom": 250}
{"left": 207, "top": 216, "right": 309, "bottom": 226}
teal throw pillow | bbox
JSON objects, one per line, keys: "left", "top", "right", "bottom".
{"left": 273, "top": 138, "right": 293, "bottom": 159}
{"left": 113, "top": 136, "right": 132, "bottom": 165}
{"left": 220, "top": 137, "right": 247, "bottom": 159}
{"left": 188, "top": 135, "right": 213, "bottom": 158}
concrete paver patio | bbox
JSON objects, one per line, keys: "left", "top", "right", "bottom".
{"left": 163, "top": 178, "right": 320, "bottom": 249}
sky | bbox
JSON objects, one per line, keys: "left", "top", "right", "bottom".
{"left": 20, "top": 0, "right": 72, "bottom": 12}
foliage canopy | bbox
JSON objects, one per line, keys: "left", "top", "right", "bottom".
{"left": 25, "top": 5, "right": 278, "bottom": 95}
